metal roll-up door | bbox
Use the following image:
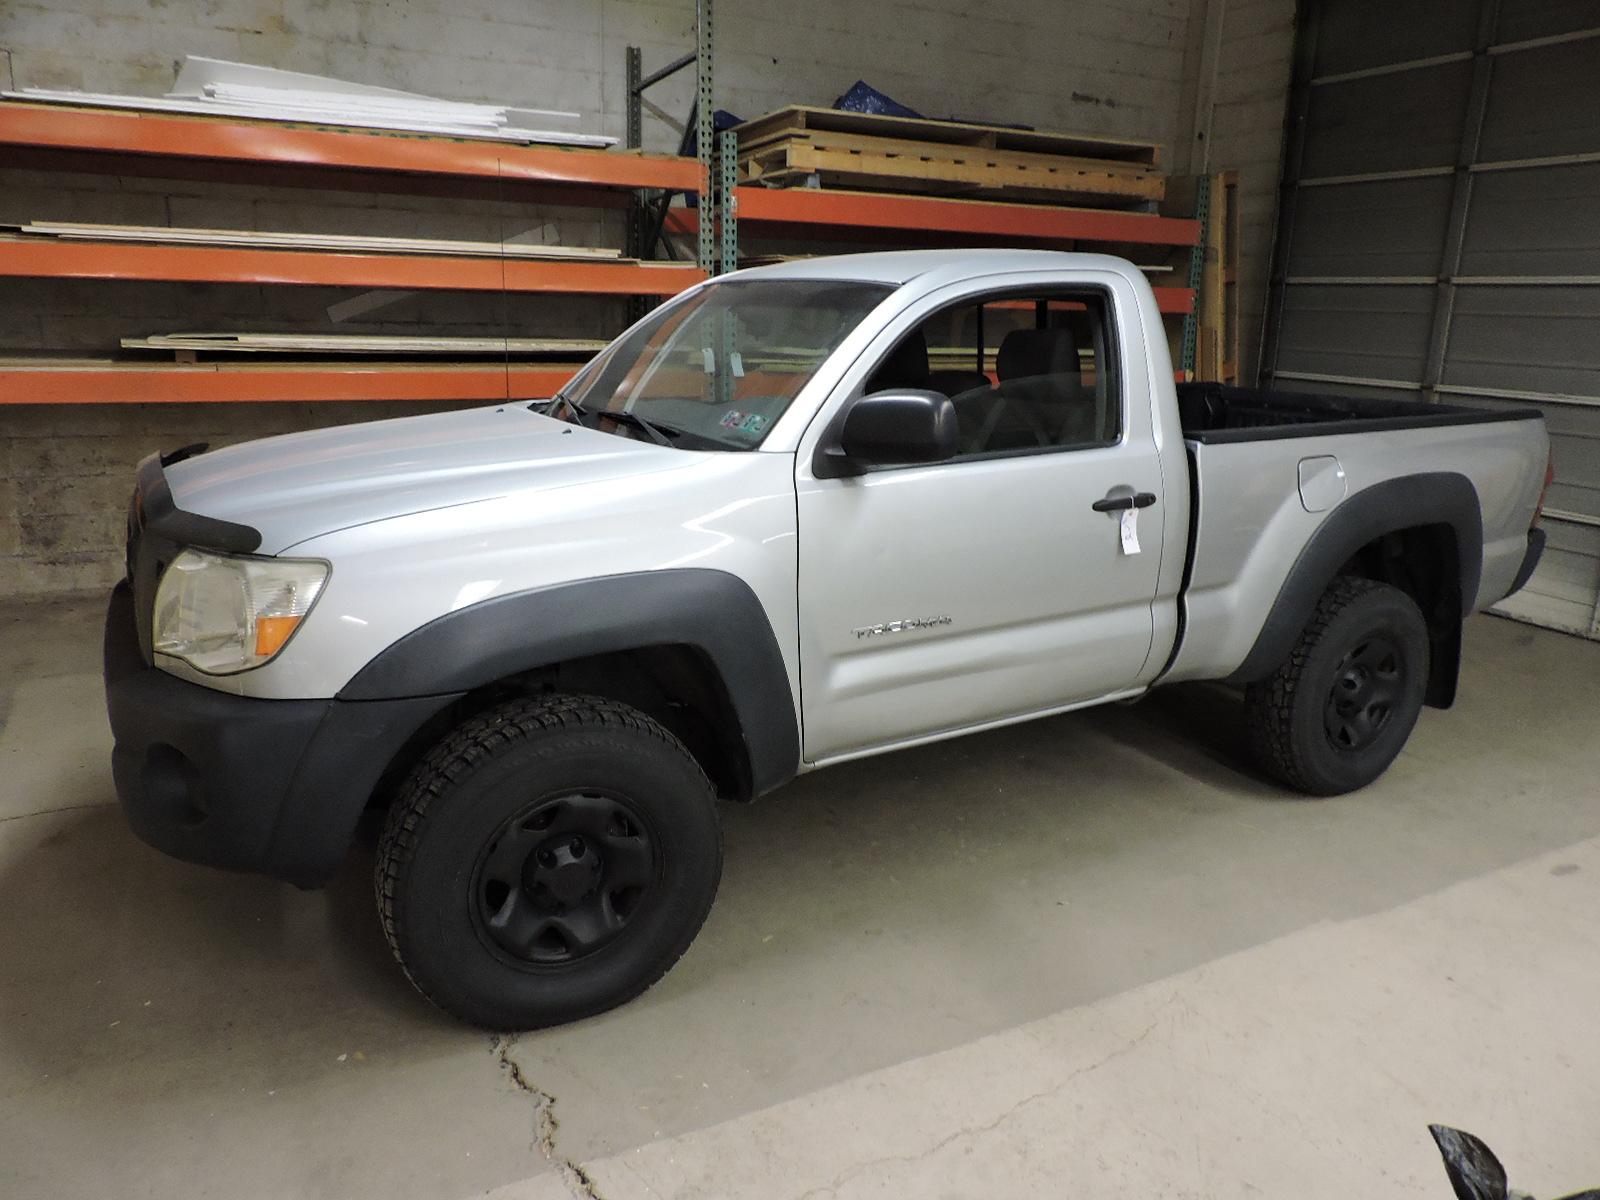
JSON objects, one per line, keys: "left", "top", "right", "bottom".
{"left": 1262, "top": 0, "right": 1600, "bottom": 639}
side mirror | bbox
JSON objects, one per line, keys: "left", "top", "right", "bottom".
{"left": 818, "top": 389, "right": 959, "bottom": 477}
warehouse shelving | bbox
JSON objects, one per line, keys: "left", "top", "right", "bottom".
{"left": 0, "top": 360, "right": 586, "bottom": 405}
{"left": 0, "top": 96, "right": 709, "bottom": 406}
{"left": 0, "top": 101, "right": 702, "bottom": 194}
{"left": 663, "top": 188, "right": 1200, "bottom": 249}
{"left": 0, "top": 237, "right": 706, "bottom": 295}
{"left": 2, "top": 39, "right": 1210, "bottom": 407}
{"left": 659, "top": 182, "right": 1208, "bottom": 340}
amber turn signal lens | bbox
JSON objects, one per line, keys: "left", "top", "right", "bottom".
{"left": 253, "top": 615, "right": 303, "bottom": 658}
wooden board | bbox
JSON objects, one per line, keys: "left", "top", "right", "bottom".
{"left": 121, "top": 332, "right": 609, "bottom": 357}
{"left": 15, "top": 220, "right": 625, "bottom": 261}
{"left": 741, "top": 140, "right": 1164, "bottom": 205}
{"left": 734, "top": 105, "right": 1160, "bottom": 168}
{"left": 733, "top": 105, "right": 1164, "bottom": 208}
{"left": 738, "top": 127, "right": 1161, "bottom": 188}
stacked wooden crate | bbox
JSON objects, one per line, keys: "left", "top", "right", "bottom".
{"left": 734, "top": 106, "right": 1165, "bottom": 207}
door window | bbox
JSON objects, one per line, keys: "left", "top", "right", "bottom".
{"left": 865, "top": 291, "right": 1121, "bottom": 458}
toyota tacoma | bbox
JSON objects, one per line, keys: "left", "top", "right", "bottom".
{"left": 104, "top": 250, "right": 1552, "bottom": 1028}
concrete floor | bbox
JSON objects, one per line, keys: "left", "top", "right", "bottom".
{"left": 2, "top": 596, "right": 1597, "bottom": 1200}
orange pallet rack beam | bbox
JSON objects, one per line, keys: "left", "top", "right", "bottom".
{"left": 1150, "top": 287, "right": 1194, "bottom": 315}
{"left": 0, "top": 362, "right": 581, "bottom": 405}
{"left": 0, "top": 237, "right": 705, "bottom": 294}
{"left": 668, "top": 187, "right": 1200, "bottom": 247}
{"left": 0, "top": 101, "right": 704, "bottom": 193}
{"left": 0, "top": 360, "right": 1191, "bottom": 405}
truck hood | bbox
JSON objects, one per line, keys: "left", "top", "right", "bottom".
{"left": 164, "top": 405, "right": 685, "bottom": 553}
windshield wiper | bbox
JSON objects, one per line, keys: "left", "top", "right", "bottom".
{"left": 595, "top": 408, "right": 681, "bottom": 447}
{"left": 543, "top": 390, "right": 681, "bottom": 447}
{"left": 543, "top": 389, "right": 585, "bottom": 423}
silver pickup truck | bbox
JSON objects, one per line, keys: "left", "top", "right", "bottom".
{"left": 103, "top": 250, "right": 1551, "bottom": 1028}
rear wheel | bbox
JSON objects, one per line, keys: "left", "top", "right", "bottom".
{"left": 376, "top": 694, "right": 722, "bottom": 1029}
{"left": 1245, "top": 576, "right": 1430, "bottom": 796}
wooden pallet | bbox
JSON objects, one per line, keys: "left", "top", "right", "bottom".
{"left": 734, "top": 106, "right": 1165, "bottom": 206}
{"left": 735, "top": 106, "right": 1161, "bottom": 166}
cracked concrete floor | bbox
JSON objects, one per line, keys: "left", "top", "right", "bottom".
{"left": 2, "top": 595, "right": 1598, "bottom": 1200}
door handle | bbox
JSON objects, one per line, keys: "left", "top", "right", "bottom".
{"left": 1091, "top": 491, "right": 1157, "bottom": 513}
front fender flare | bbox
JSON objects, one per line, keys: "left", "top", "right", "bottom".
{"left": 338, "top": 569, "right": 800, "bottom": 795}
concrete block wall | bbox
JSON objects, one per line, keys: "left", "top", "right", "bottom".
{"left": 3, "top": 1, "right": 1198, "bottom": 149}
{"left": 0, "top": 0, "right": 1294, "bottom": 596}
{"left": 0, "top": 401, "right": 465, "bottom": 596}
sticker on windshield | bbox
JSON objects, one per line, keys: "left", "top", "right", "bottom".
{"left": 719, "top": 411, "right": 768, "bottom": 437}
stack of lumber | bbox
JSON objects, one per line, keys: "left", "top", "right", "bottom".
{"left": 734, "top": 106, "right": 1164, "bottom": 206}
{"left": 10, "top": 221, "right": 625, "bottom": 262}
{"left": 121, "top": 333, "right": 608, "bottom": 360}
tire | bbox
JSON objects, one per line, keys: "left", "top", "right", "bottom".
{"left": 1245, "top": 576, "right": 1430, "bottom": 797}
{"left": 375, "top": 694, "right": 722, "bottom": 1029}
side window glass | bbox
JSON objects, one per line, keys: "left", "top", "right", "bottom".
{"left": 867, "top": 291, "right": 1121, "bottom": 458}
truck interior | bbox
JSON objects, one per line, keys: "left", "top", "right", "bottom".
{"left": 865, "top": 292, "right": 1120, "bottom": 455}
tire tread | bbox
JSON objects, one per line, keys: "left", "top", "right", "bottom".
{"left": 1244, "top": 575, "right": 1401, "bottom": 794}
{"left": 374, "top": 693, "right": 717, "bottom": 1027}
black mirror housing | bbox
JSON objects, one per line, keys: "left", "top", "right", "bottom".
{"left": 819, "top": 389, "right": 959, "bottom": 477}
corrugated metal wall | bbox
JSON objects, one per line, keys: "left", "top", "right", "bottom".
{"left": 1262, "top": 0, "right": 1600, "bottom": 639}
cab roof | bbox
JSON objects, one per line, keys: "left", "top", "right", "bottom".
{"left": 726, "top": 248, "right": 1140, "bottom": 287}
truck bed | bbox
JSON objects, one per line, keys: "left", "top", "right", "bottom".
{"left": 1161, "top": 383, "right": 1548, "bottom": 687}
{"left": 1176, "top": 382, "right": 1538, "bottom": 444}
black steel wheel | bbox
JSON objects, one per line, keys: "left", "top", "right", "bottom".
{"left": 474, "top": 791, "right": 659, "bottom": 965}
{"left": 1321, "top": 632, "right": 1405, "bottom": 752}
{"left": 1246, "top": 576, "right": 1430, "bottom": 796}
{"left": 377, "top": 695, "right": 722, "bottom": 1030}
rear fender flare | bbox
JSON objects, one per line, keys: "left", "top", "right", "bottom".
{"left": 1225, "top": 472, "right": 1483, "bottom": 696}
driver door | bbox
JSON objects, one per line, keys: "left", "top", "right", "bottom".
{"left": 796, "top": 286, "right": 1165, "bottom": 762}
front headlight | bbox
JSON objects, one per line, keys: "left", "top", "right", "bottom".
{"left": 152, "top": 548, "right": 329, "bottom": 675}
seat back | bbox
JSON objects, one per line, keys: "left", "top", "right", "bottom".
{"left": 997, "top": 326, "right": 1081, "bottom": 389}
{"left": 952, "top": 326, "right": 1097, "bottom": 451}
{"left": 864, "top": 331, "right": 931, "bottom": 394}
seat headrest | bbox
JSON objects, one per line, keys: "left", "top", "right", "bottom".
{"left": 997, "top": 327, "right": 1080, "bottom": 381}
{"left": 866, "top": 331, "right": 931, "bottom": 393}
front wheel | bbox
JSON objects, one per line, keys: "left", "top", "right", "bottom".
{"left": 375, "top": 695, "right": 722, "bottom": 1029}
{"left": 1245, "top": 576, "right": 1430, "bottom": 796}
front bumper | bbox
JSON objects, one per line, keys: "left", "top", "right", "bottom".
{"left": 104, "top": 583, "right": 454, "bottom": 886}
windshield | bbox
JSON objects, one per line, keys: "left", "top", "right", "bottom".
{"left": 554, "top": 278, "right": 894, "bottom": 450}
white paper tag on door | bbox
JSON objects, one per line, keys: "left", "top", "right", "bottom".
{"left": 1119, "top": 507, "right": 1141, "bottom": 555}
